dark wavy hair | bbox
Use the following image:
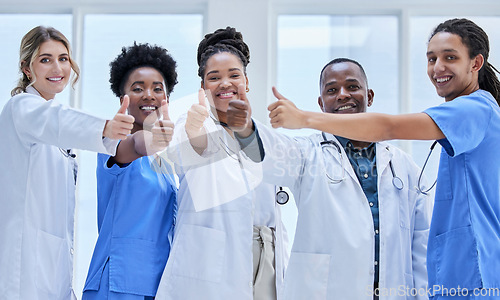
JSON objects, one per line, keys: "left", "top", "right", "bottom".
{"left": 109, "top": 42, "right": 178, "bottom": 97}
{"left": 197, "top": 26, "right": 250, "bottom": 79}
{"left": 430, "top": 18, "right": 500, "bottom": 105}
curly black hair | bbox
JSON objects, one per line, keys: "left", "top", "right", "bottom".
{"left": 197, "top": 26, "right": 250, "bottom": 78}
{"left": 109, "top": 42, "right": 178, "bottom": 98}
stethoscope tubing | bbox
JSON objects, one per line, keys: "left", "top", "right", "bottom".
{"left": 389, "top": 160, "right": 404, "bottom": 190}
{"left": 276, "top": 135, "right": 438, "bottom": 204}
{"left": 417, "top": 141, "right": 438, "bottom": 195}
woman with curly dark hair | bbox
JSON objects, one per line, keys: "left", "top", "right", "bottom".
{"left": 82, "top": 42, "right": 178, "bottom": 300}
{"left": 156, "top": 27, "right": 288, "bottom": 300}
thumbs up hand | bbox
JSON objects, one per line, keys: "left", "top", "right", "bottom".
{"left": 103, "top": 95, "right": 135, "bottom": 140}
{"left": 227, "top": 84, "right": 254, "bottom": 137}
{"left": 185, "top": 88, "right": 210, "bottom": 139}
{"left": 184, "top": 88, "right": 210, "bottom": 154}
{"left": 268, "top": 86, "right": 306, "bottom": 129}
{"left": 148, "top": 100, "right": 174, "bottom": 154}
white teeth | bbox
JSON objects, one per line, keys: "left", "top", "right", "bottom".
{"left": 219, "top": 92, "right": 234, "bottom": 97}
{"left": 338, "top": 105, "right": 354, "bottom": 111}
{"left": 436, "top": 77, "right": 451, "bottom": 83}
{"left": 141, "top": 106, "right": 157, "bottom": 111}
{"left": 48, "top": 77, "right": 62, "bottom": 81}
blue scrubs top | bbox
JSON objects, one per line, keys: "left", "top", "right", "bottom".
{"left": 83, "top": 154, "right": 177, "bottom": 296}
{"left": 424, "top": 90, "right": 500, "bottom": 295}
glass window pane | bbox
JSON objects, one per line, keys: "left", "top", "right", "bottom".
{"left": 0, "top": 14, "right": 73, "bottom": 108}
{"left": 277, "top": 15, "right": 399, "bottom": 118}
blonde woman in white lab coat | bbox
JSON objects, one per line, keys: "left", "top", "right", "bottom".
{"left": 0, "top": 26, "right": 134, "bottom": 300}
{"left": 156, "top": 27, "right": 288, "bottom": 300}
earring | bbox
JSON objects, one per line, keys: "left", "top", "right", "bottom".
{"left": 26, "top": 74, "right": 31, "bottom": 81}
{"left": 246, "top": 87, "right": 250, "bottom": 93}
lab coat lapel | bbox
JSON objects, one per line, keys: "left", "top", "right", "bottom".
{"left": 376, "top": 142, "right": 393, "bottom": 183}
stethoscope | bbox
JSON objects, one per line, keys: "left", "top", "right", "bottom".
{"left": 390, "top": 141, "right": 439, "bottom": 194}
{"left": 276, "top": 138, "right": 439, "bottom": 205}
{"left": 276, "top": 186, "right": 289, "bottom": 205}
{"left": 388, "top": 141, "right": 439, "bottom": 194}
{"left": 320, "top": 132, "right": 346, "bottom": 184}
{"left": 276, "top": 134, "right": 405, "bottom": 205}
{"left": 417, "top": 141, "right": 438, "bottom": 195}
{"left": 59, "top": 148, "right": 78, "bottom": 185}
{"left": 322, "top": 132, "right": 404, "bottom": 190}
{"left": 388, "top": 158, "right": 404, "bottom": 190}
{"left": 59, "top": 148, "right": 76, "bottom": 158}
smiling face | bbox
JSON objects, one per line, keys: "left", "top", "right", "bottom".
{"left": 121, "top": 67, "right": 168, "bottom": 133}
{"left": 318, "top": 61, "right": 374, "bottom": 114}
{"left": 23, "top": 39, "right": 71, "bottom": 100}
{"left": 426, "top": 32, "right": 482, "bottom": 102}
{"left": 201, "top": 52, "right": 249, "bottom": 123}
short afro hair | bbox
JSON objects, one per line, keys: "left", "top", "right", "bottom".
{"left": 109, "top": 42, "right": 178, "bottom": 98}
{"left": 319, "top": 58, "right": 368, "bottom": 88}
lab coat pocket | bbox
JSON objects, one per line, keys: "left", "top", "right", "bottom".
{"left": 283, "top": 252, "right": 330, "bottom": 300}
{"left": 434, "top": 226, "right": 481, "bottom": 290}
{"left": 171, "top": 224, "right": 226, "bottom": 283}
{"left": 35, "top": 229, "right": 70, "bottom": 298}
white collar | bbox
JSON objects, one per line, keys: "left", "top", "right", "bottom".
{"left": 26, "top": 86, "right": 41, "bottom": 97}
{"left": 25, "top": 85, "right": 56, "bottom": 101}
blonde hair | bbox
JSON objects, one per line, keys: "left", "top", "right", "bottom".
{"left": 11, "top": 26, "right": 80, "bottom": 96}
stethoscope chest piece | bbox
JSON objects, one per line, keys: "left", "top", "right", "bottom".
{"left": 387, "top": 146, "right": 404, "bottom": 190}
{"left": 392, "top": 176, "right": 404, "bottom": 190}
{"left": 276, "top": 187, "right": 289, "bottom": 205}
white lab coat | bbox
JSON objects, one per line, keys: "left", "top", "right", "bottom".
{"left": 156, "top": 114, "right": 288, "bottom": 300}
{"left": 254, "top": 121, "right": 432, "bottom": 300}
{"left": 0, "top": 87, "right": 117, "bottom": 300}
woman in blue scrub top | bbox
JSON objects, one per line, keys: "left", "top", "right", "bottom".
{"left": 265, "top": 18, "right": 500, "bottom": 299}
{"left": 83, "top": 43, "right": 178, "bottom": 300}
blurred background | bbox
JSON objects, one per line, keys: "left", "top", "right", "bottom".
{"left": 1, "top": 0, "right": 499, "bottom": 297}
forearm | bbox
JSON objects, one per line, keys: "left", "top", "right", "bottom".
{"left": 303, "top": 111, "right": 395, "bottom": 142}
{"left": 164, "top": 116, "right": 215, "bottom": 168}
{"left": 187, "top": 127, "right": 208, "bottom": 155}
{"left": 12, "top": 95, "right": 112, "bottom": 153}
{"left": 112, "top": 132, "right": 144, "bottom": 164}
{"left": 302, "top": 111, "right": 445, "bottom": 141}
